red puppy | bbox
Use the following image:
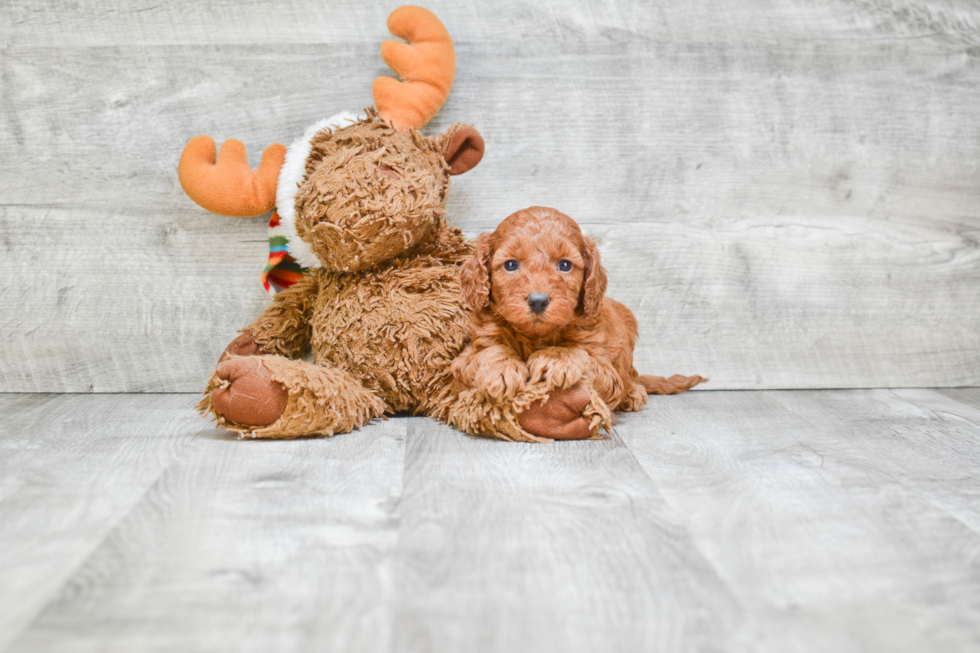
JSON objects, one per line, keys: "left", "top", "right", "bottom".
{"left": 452, "top": 206, "right": 705, "bottom": 440}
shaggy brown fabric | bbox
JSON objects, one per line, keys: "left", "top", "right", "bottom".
{"left": 244, "top": 244, "right": 471, "bottom": 415}
{"left": 199, "top": 355, "right": 385, "bottom": 439}
{"left": 243, "top": 274, "right": 319, "bottom": 359}
{"left": 444, "top": 380, "right": 611, "bottom": 443}
{"left": 297, "top": 115, "right": 451, "bottom": 273}
{"left": 199, "top": 112, "right": 518, "bottom": 439}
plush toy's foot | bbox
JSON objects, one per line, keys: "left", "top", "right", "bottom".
{"left": 218, "top": 332, "right": 266, "bottom": 363}
{"left": 199, "top": 355, "right": 386, "bottom": 439}
{"left": 211, "top": 357, "right": 289, "bottom": 426}
{"left": 518, "top": 383, "right": 596, "bottom": 440}
{"left": 446, "top": 381, "right": 612, "bottom": 443}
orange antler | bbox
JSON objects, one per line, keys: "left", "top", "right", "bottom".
{"left": 178, "top": 136, "right": 286, "bottom": 217}
{"left": 372, "top": 6, "right": 456, "bottom": 131}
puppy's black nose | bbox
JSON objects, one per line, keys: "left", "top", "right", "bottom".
{"left": 527, "top": 293, "right": 550, "bottom": 314}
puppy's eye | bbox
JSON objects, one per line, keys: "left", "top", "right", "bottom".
{"left": 503, "top": 260, "right": 519, "bottom": 272}
{"left": 558, "top": 259, "right": 573, "bottom": 272}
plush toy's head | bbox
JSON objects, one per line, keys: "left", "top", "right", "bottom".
{"left": 289, "top": 112, "right": 482, "bottom": 273}
{"left": 177, "top": 6, "right": 483, "bottom": 281}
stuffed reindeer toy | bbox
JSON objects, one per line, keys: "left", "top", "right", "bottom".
{"left": 178, "top": 6, "right": 576, "bottom": 440}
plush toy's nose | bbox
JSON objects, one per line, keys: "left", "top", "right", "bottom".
{"left": 527, "top": 293, "right": 550, "bottom": 314}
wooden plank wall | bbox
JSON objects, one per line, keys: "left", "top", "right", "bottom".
{"left": 1, "top": 0, "right": 978, "bottom": 392}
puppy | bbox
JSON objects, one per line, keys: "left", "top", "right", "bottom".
{"left": 451, "top": 206, "right": 705, "bottom": 439}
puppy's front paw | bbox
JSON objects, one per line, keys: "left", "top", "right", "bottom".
{"left": 476, "top": 360, "right": 529, "bottom": 403}
{"left": 527, "top": 347, "right": 588, "bottom": 391}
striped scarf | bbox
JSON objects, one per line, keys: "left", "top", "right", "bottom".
{"left": 262, "top": 210, "right": 307, "bottom": 294}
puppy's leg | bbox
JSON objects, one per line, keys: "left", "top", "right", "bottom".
{"left": 617, "top": 382, "right": 649, "bottom": 412}
{"left": 527, "top": 347, "right": 589, "bottom": 391}
{"left": 452, "top": 344, "right": 529, "bottom": 403}
{"left": 584, "top": 355, "right": 631, "bottom": 408}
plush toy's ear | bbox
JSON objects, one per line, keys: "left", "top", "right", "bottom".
{"left": 579, "top": 236, "right": 608, "bottom": 317}
{"left": 444, "top": 125, "right": 485, "bottom": 175}
{"left": 459, "top": 233, "right": 493, "bottom": 310}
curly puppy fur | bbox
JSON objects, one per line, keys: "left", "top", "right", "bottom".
{"left": 448, "top": 206, "right": 706, "bottom": 440}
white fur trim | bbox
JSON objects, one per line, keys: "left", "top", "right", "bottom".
{"left": 276, "top": 110, "right": 364, "bottom": 269}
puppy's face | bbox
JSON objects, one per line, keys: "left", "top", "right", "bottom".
{"left": 460, "top": 207, "right": 608, "bottom": 337}
{"left": 490, "top": 223, "right": 586, "bottom": 336}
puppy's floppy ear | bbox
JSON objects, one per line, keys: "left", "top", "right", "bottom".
{"left": 459, "top": 233, "right": 493, "bottom": 310}
{"left": 580, "top": 236, "right": 608, "bottom": 317}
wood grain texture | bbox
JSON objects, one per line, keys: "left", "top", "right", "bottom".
{"left": 4, "top": 404, "right": 405, "bottom": 653}
{"left": 1, "top": 0, "right": 979, "bottom": 391}
{"left": 393, "top": 419, "right": 739, "bottom": 653}
{"left": 0, "top": 394, "right": 203, "bottom": 651}
{"left": 3, "top": 389, "right": 980, "bottom": 651}
{"left": 936, "top": 387, "right": 980, "bottom": 409}
{"left": 3, "top": 0, "right": 979, "bottom": 46}
{"left": 616, "top": 389, "right": 980, "bottom": 652}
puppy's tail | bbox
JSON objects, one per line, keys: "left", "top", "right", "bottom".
{"left": 639, "top": 374, "right": 707, "bottom": 395}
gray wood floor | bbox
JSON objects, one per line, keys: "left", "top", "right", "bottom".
{"left": 2, "top": 389, "right": 979, "bottom": 653}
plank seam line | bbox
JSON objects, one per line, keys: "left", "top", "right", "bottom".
{"left": 2, "top": 428, "right": 204, "bottom": 648}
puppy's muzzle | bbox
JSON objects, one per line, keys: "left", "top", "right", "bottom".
{"left": 527, "top": 293, "right": 550, "bottom": 314}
